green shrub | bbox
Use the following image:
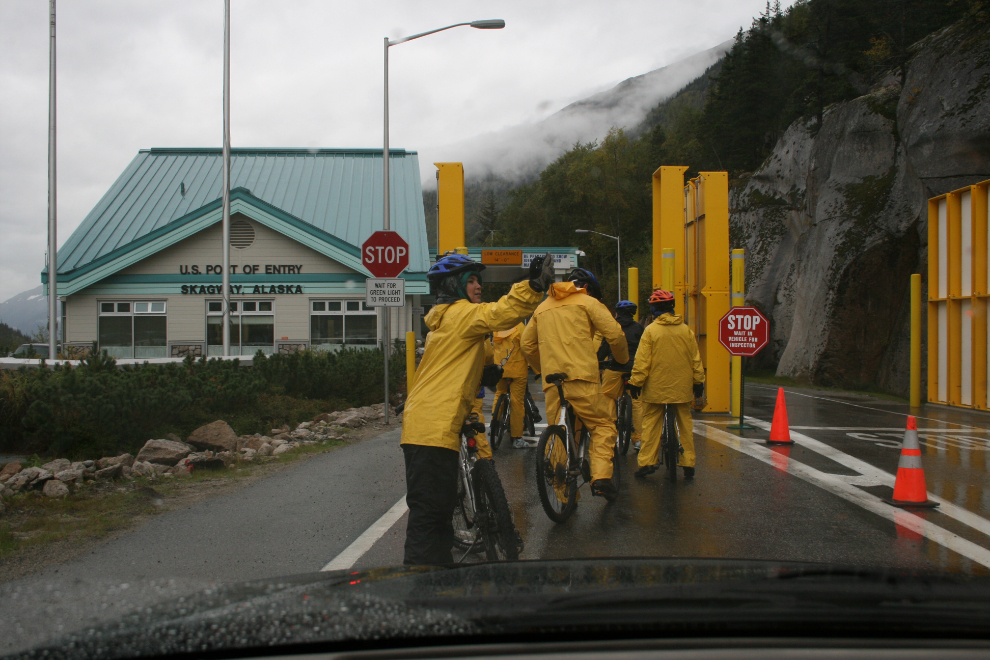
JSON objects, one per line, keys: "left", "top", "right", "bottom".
{"left": 0, "top": 347, "right": 406, "bottom": 459}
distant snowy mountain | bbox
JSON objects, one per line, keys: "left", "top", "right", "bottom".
{"left": 428, "top": 39, "right": 732, "bottom": 183}
{"left": 0, "top": 286, "right": 49, "bottom": 335}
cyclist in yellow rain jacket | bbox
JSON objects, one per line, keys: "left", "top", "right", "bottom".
{"left": 492, "top": 322, "right": 535, "bottom": 449}
{"left": 521, "top": 268, "right": 628, "bottom": 501}
{"left": 626, "top": 289, "right": 705, "bottom": 479}
{"left": 401, "top": 252, "right": 554, "bottom": 565}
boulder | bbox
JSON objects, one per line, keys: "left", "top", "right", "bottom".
{"left": 165, "top": 432, "right": 184, "bottom": 444}
{"left": 29, "top": 468, "right": 53, "bottom": 487}
{"left": 43, "top": 480, "right": 70, "bottom": 498}
{"left": 98, "top": 453, "right": 135, "bottom": 470}
{"left": 0, "top": 462, "right": 21, "bottom": 483}
{"left": 335, "top": 414, "right": 365, "bottom": 429}
{"left": 95, "top": 464, "right": 123, "bottom": 481}
{"left": 70, "top": 462, "right": 87, "bottom": 471}
{"left": 273, "top": 443, "right": 293, "bottom": 456}
{"left": 184, "top": 453, "right": 224, "bottom": 471}
{"left": 296, "top": 421, "right": 313, "bottom": 431}
{"left": 121, "top": 465, "right": 133, "bottom": 479}
{"left": 313, "top": 413, "right": 334, "bottom": 424}
{"left": 55, "top": 469, "right": 85, "bottom": 484}
{"left": 256, "top": 443, "right": 273, "bottom": 457}
{"left": 240, "top": 448, "right": 257, "bottom": 459}
{"left": 41, "top": 458, "right": 70, "bottom": 473}
{"left": 240, "top": 436, "right": 271, "bottom": 451}
{"left": 215, "top": 451, "right": 237, "bottom": 466}
{"left": 82, "top": 460, "right": 95, "bottom": 469}
{"left": 130, "top": 461, "right": 155, "bottom": 478}
{"left": 136, "top": 438, "right": 195, "bottom": 466}
{"left": 273, "top": 433, "right": 293, "bottom": 442}
{"left": 291, "top": 428, "right": 313, "bottom": 439}
{"left": 187, "top": 420, "right": 239, "bottom": 452}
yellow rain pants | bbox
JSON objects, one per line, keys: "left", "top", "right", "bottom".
{"left": 639, "top": 401, "right": 695, "bottom": 468}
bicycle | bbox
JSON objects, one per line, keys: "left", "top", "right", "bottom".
{"left": 451, "top": 418, "right": 522, "bottom": 560}
{"left": 490, "top": 379, "right": 542, "bottom": 450}
{"left": 659, "top": 403, "right": 683, "bottom": 481}
{"left": 614, "top": 373, "right": 633, "bottom": 456}
{"left": 535, "top": 373, "right": 621, "bottom": 523}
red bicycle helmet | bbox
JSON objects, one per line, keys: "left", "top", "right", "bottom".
{"left": 648, "top": 288, "right": 675, "bottom": 304}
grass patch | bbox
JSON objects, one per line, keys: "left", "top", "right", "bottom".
{"left": 0, "top": 436, "right": 347, "bottom": 565}
{"left": 745, "top": 370, "right": 908, "bottom": 403}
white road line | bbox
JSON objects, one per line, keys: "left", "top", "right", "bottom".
{"left": 697, "top": 422, "right": 990, "bottom": 569}
{"left": 321, "top": 496, "right": 408, "bottom": 572}
{"left": 741, "top": 416, "right": 990, "bottom": 542}
{"left": 748, "top": 384, "right": 988, "bottom": 431}
{"left": 790, "top": 427, "right": 990, "bottom": 432}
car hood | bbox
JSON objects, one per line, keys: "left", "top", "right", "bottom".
{"left": 10, "top": 558, "right": 990, "bottom": 659}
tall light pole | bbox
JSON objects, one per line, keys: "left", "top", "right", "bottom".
{"left": 575, "top": 229, "right": 621, "bottom": 301}
{"left": 221, "top": 0, "right": 231, "bottom": 357}
{"left": 48, "top": 0, "right": 58, "bottom": 361}
{"left": 382, "top": 19, "right": 504, "bottom": 423}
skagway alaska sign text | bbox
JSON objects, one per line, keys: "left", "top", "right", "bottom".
{"left": 181, "top": 284, "right": 304, "bottom": 295}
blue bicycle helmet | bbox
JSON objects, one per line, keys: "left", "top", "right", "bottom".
{"left": 567, "top": 267, "right": 602, "bottom": 301}
{"left": 615, "top": 300, "right": 637, "bottom": 315}
{"left": 427, "top": 253, "right": 485, "bottom": 282}
{"left": 430, "top": 252, "right": 486, "bottom": 303}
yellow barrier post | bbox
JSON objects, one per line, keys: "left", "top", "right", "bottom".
{"left": 910, "top": 274, "right": 922, "bottom": 408}
{"left": 406, "top": 331, "right": 417, "bottom": 392}
{"left": 698, "top": 172, "right": 731, "bottom": 414}
{"left": 628, "top": 267, "right": 639, "bottom": 321}
{"left": 731, "top": 249, "right": 745, "bottom": 417}
{"left": 662, "top": 248, "right": 675, "bottom": 291}
{"left": 653, "top": 166, "right": 687, "bottom": 315}
{"left": 435, "top": 162, "right": 465, "bottom": 255}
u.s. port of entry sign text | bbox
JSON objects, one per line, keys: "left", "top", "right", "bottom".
{"left": 365, "top": 278, "right": 404, "bottom": 307}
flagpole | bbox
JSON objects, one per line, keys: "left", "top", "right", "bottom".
{"left": 221, "top": 0, "right": 231, "bottom": 357}
{"left": 48, "top": 0, "right": 58, "bottom": 361}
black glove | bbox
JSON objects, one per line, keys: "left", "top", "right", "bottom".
{"left": 626, "top": 383, "right": 642, "bottom": 399}
{"left": 693, "top": 382, "right": 705, "bottom": 399}
{"left": 481, "top": 364, "right": 504, "bottom": 388}
{"left": 529, "top": 251, "right": 555, "bottom": 292}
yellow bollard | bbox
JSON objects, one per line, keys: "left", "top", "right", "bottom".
{"left": 731, "top": 249, "right": 745, "bottom": 418}
{"left": 406, "top": 331, "right": 417, "bottom": 392}
{"left": 910, "top": 274, "right": 921, "bottom": 408}
{"left": 628, "top": 267, "right": 639, "bottom": 321}
{"left": 661, "top": 248, "right": 675, "bottom": 292}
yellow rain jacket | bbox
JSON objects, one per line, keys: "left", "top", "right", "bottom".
{"left": 521, "top": 282, "right": 628, "bottom": 391}
{"left": 628, "top": 313, "right": 705, "bottom": 403}
{"left": 401, "top": 282, "right": 542, "bottom": 452}
{"left": 492, "top": 322, "right": 528, "bottom": 379}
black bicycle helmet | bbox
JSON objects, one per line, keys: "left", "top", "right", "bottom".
{"left": 567, "top": 268, "right": 602, "bottom": 301}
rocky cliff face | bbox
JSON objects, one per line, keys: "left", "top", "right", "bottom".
{"left": 731, "top": 22, "right": 990, "bottom": 396}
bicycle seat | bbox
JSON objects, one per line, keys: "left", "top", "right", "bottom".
{"left": 461, "top": 421, "right": 486, "bottom": 437}
{"left": 545, "top": 373, "right": 568, "bottom": 385}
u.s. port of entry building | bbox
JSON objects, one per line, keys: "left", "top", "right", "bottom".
{"left": 43, "top": 148, "right": 434, "bottom": 359}
{"left": 42, "top": 147, "right": 580, "bottom": 360}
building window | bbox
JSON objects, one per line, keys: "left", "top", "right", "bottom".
{"left": 206, "top": 300, "right": 275, "bottom": 356}
{"left": 98, "top": 301, "right": 167, "bottom": 359}
{"left": 310, "top": 300, "right": 377, "bottom": 351}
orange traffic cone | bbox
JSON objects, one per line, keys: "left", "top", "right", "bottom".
{"left": 767, "top": 387, "right": 793, "bottom": 444}
{"left": 886, "top": 416, "right": 939, "bottom": 509}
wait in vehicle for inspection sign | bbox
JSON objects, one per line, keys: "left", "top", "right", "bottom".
{"left": 365, "top": 278, "right": 404, "bottom": 307}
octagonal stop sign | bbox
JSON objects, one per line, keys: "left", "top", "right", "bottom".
{"left": 362, "top": 231, "right": 409, "bottom": 278}
{"left": 718, "top": 306, "right": 769, "bottom": 357}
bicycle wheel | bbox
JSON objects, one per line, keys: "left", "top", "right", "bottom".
{"left": 523, "top": 390, "right": 537, "bottom": 437}
{"left": 616, "top": 394, "right": 632, "bottom": 456}
{"left": 610, "top": 430, "right": 622, "bottom": 496}
{"left": 472, "top": 459, "right": 520, "bottom": 560}
{"left": 535, "top": 425, "right": 578, "bottom": 523}
{"left": 452, "top": 460, "right": 479, "bottom": 551}
{"left": 490, "top": 394, "right": 509, "bottom": 450}
{"left": 663, "top": 405, "right": 679, "bottom": 481}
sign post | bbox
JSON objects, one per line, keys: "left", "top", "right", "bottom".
{"left": 718, "top": 306, "right": 769, "bottom": 432}
{"left": 363, "top": 231, "right": 410, "bottom": 424}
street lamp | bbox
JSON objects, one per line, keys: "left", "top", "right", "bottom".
{"left": 382, "top": 19, "right": 504, "bottom": 424}
{"left": 574, "top": 229, "right": 621, "bottom": 301}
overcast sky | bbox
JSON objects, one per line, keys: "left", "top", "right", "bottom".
{"left": 1, "top": 0, "right": 774, "bottom": 303}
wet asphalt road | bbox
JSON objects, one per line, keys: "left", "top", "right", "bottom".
{"left": 358, "top": 380, "right": 990, "bottom": 574}
{"left": 4, "top": 380, "right": 990, "bottom": 654}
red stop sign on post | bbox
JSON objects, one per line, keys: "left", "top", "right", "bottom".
{"left": 718, "top": 307, "right": 769, "bottom": 357}
{"left": 362, "top": 231, "right": 409, "bottom": 278}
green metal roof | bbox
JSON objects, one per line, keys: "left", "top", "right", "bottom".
{"left": 48, "top": 148, "right": 430, "bottom": 283}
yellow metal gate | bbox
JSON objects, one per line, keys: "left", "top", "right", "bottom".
{"left": 927, "top": 179, "right": 990, "bottom": 409}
